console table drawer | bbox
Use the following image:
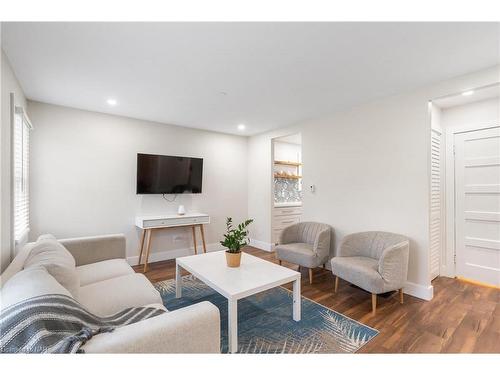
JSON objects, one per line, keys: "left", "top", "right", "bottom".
{"left": 140, "top": 215, "right": 210, "bottom": 228}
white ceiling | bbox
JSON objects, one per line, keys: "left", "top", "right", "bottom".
{"left": 2, "top": 22, "right": 499, "bottom": 135}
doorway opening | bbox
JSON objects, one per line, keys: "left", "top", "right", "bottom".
{"left": 429, "top": 83, "right": 500, "bottom": 287}
{"left": 271, "top": 133, "right": 303, "bottom": 246}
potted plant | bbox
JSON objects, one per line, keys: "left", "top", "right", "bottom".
{"left": 220, "top": 217, "right": 254, "bottom": 267}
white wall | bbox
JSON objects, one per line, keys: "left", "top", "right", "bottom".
{"left": 274, "top": 141, "right": 301, "bottom": 163}
{"left": 247, "top": 65, "right": 500, "bottom": 300}
{"left": 27, "top": 101, "right": 248, "bottom": 263}
{"left": 441, "top": 98, "right": 499, "bottom": 129}
{"left": 1, "top": 50, "right": 27, "bottom": 272}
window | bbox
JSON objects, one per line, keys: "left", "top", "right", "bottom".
{"left": 13, "top": 107, "right": 32, "bottom": 242}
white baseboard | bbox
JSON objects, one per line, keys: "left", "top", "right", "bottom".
{"left": 249, "top": 238, "right": 274, "bottom": 252}
{"left": 127, "top": 243, "right": 224, "bottom": 266}
{"left": 403, "top": 281, "right": 434, "bottom": 301}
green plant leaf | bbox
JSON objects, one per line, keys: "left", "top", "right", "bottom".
{"left": 220, "top": 217, "right": 254, "bottom": 252}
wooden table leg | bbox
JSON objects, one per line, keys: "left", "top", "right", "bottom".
{"left": 143, "top": 229, "right": 153, "bottom": 273}
{"left": 199, "top": 224, "right": 207, "bottom": 253}
{"left": 191, "top": 226, "right": 198, "bottom": 255}
{"left": 138, "top": 229, "right": 146, "bottom": 265}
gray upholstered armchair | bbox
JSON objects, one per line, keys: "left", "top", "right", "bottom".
{"left": 275, "top": 222, "right": 332, "bottom": 284}
{"left": 331, "top": 231, "right": 409, "bottom": 315}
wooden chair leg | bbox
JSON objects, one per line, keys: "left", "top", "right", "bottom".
{"left": 143, "top": 229, "right": 153, "bottom": 273}
{"left": 334, "top": 276, "right": 339, "bottom": 293}
{"left": 322, "top": 263, "right": 326, "bottom": 269}
{"left": 278, "top": 260, "right": 282, "bottom": 266}
{"left": 308, "top": 268, "right": 313, "bottom": 284}
{"left": 371, "top": 293, "right": 377, "bottom": 315}
{"left": 138, "top": 229, "right": 146, "bottom": 265}
{"left": 399, "top": 288, "right": 404, "bottom": 304}
{"left": 199, "top": 224, "right": 207, "bottom": 253}
{"left": 191, "top": 226, "right": 198, "bottom": 255}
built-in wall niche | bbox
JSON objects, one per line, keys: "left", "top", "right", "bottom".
{"left": 272, "top": 136, "right": 302, "bottom": 204}
{"left": 271, "top": 134, "right": 303, "bottom": 245}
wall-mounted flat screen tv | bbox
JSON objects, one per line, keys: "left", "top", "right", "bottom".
{"left": 136, "top": 153, "right": 203, "bottom": 194}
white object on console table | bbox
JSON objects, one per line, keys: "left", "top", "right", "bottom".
{"left": 135, "top": 212, "right": 210, "bottom": 229}
{"left": 135, "top": 213, "right": 210, "bottom": 272}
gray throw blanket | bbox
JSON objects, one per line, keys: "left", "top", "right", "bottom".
{"left": 0, "top": 294, "right": 165, "bottom": 353}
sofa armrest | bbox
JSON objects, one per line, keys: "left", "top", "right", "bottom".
{"left": 313, "top": 228, "right": 331, "bottom": 260}
{"left": 59, "top": 234, "right": 126, "bottom": 266}
{"left": 81, "top": 301, "right": 221, "bottom": 353}
{"left": 378, "top": 241, "right": 410, "bottom": 287}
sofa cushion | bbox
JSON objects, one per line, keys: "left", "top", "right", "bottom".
{"left": 330, "top": 256, "right": 385, "bottom": 294}
{"left": 24, "top": 239, "right": 80, "bottom": 297}
{"left": 275, "top": 243, "right": 318, "bottom": 268}
{"left": 77, "top": 273, "right": 163, "bottom": 316}
{"left": 0, "top": 266, "right": 71, "bottom": 310}
{"left": 77, "top": 259, "right": 134, "bottom": 286}
{"left": 0, "top": 235, "right": 56, "bottom": 287}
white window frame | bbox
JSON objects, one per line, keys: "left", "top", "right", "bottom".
{"left": 12, "top": 105, "right": 33, "bottom": 245}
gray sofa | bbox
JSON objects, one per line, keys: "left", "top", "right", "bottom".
{"left": 275, "top": 222, "right": 332, "bottom": 284}
{"left": 0, "top": 234, "right": 220, "bottom": 353}
{"left": 330, "top": 231, "right": 409, "bottom": 315}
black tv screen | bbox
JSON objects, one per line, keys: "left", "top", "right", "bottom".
{"left": 136, "top": 153, "right": 203, "bottom": 194}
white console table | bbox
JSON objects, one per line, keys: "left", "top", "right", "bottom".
{"left": 135, "top": 213, "right": 210, "bottom": 272}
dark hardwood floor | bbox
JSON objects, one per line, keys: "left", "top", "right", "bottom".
{"left": 133, "top": 246, "right": 500, "bottom": 353}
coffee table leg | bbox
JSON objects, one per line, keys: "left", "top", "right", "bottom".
{"left": 228, "top": 298, "right": 238, "bottom": 353}
{"left": 175, "top": 262, "right": 182, "bottom": 298}
{"left": 293, "top": 276, "right": 301, "bottom": 321}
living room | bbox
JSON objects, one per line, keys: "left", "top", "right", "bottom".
{"left": 1, "top": 1, "right": 499, "bottom": 373}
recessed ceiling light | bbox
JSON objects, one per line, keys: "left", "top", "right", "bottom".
{"left": 237, "top": 124, "right": 246, "bottom": 131}
{"left": 462, "top": 90, "right": 474, "bottom": 96}
{"left": 106, "top": 98, "right": 117, "bottom": 106}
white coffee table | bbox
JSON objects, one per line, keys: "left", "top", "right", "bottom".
{"left": 175, "top": 250, "right": 301, "bottom": 353}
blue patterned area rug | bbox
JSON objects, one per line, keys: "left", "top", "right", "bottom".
{"left": 155, "top": 275, "right": 378, "bottom": 353}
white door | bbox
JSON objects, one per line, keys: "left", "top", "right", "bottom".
{"left": 454, "top": 126, "right": 500, "bottom": 286}
{"left": 429, "top": 129, "right": 442, "bottom": 280}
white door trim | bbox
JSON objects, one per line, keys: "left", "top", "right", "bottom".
{"left": 444, "top": 122, "right": 500, "bottom": 278}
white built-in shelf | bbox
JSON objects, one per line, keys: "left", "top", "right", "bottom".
{"left": 274, "top": 173, "right": 302, "bottom": 179}
{"left": 274, "top": 160, "right": 302, "bottom": 167}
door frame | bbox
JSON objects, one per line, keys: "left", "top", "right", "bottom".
{"left": 444, "top": 122, "right": 500, "bottom": 278}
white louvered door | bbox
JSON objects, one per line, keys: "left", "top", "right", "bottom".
{"left": 430, "top": 129, "right": 442, "bottom": 280}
